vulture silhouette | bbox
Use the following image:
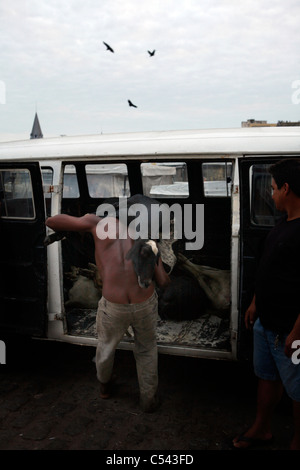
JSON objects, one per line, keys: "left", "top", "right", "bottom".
{"left": 103, "top": 41, "right": 114, "bottom": 53}
{"left": 128, "top": 100, "right": 138, "bottom": 108}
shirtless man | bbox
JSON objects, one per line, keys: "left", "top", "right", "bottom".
{"left": 46, "top": 213, "right": 170, "bottom": 412}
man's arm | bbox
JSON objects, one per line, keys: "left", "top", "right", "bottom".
{"left": 245, "top": 294, "right": 257, "bottom": 330}
{"left": 46, "top": 214, "right": 100, "bottom": 233}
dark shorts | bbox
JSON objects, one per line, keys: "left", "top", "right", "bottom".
{"left": 253, "top": 318, "right": 300, "bottom": 402}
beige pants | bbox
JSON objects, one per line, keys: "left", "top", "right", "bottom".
{"left": 95, "top": 291, "right": 158, "bottom": 409}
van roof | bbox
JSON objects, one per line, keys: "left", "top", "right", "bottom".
{"left": 0, "top": 127, "right": 299, "bottom": 161}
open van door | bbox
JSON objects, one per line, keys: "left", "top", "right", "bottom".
{"left": 238, "top": 157, "right": 284, "bottom": 360}
{"left": 0, "top": 162, "right": 47, "bottom": 337}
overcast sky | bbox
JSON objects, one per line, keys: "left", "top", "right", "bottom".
{"left": 0, "top": 0, "right": 299, "bottom": 141}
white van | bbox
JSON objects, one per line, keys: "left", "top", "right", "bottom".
{"left": 0, "top": 126, "right": 299, "bottom": 361}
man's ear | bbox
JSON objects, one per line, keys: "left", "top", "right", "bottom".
{"left": 283, "top": 182, "right": 290, "bottom": 194}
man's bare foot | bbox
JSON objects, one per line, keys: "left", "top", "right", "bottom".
{"left": 99, "top": 381, "right": 112, "bottom": 399}
{"left": 233, "top": 429, "right": 273, "bottom": 449}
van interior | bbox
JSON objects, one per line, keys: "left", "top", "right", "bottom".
{"left": 43, "top": 159, "right": 233, "bottom": 354}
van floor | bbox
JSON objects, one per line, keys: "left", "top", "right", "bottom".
{"left": 65, "top": 309, "right": 231, "bottom": 351}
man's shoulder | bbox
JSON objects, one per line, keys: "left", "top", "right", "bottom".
{"left": 95, "top": 216, "right": 131, "bottom": 242}
{"left": 270, "top": 215, "right": 300, "bottom": 244}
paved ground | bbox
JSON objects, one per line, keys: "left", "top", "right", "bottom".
{"left": 0, "top": 337, "right": 294, "bottom": 452}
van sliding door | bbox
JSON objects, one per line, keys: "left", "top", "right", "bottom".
{"left": 0, "top": 162, "right": 47, "bottom": 336}
{"left": 238, "top": 157, "right": 287, "bottom": 359}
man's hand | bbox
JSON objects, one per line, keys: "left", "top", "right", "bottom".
{"left": 245, "top": 295, "right": 257, "bottom": 330}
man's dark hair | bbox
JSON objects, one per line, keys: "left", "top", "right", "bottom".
{"left": 269, "top": 159, "right": 300, "bottom": 197}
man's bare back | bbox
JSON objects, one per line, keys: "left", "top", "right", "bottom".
{"left": 46, "top": 214, "right": 169, "bottom": 304}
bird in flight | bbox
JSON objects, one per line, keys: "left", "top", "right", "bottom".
{"left": 128, "top": 100, "right": 137, "bottom": 108}
{"left": 148, "top": 50, "right": 155, "bottom": 57}
{"left": 103, "top": 41, "right": 114, "bottom": 53}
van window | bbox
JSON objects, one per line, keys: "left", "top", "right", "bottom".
{"left": 86, "top": 164, "right": 130, "bottom": 198}
{"left": 41, "top": 167, "right": 53, "bottom": 187}
{"left": 141, "top": 162, "right": 189, "bottom": 198}
{"left": 202, "top": 162, "right": 232, "bottom": 197}
{"left": 0, "top": 169, "right": 35, "bottom": 219}
{"left": 63, "top": 165, "right": 79, "bottom": 198}
{"left": 250, "top": 164, "right": 281, "bottom": 226}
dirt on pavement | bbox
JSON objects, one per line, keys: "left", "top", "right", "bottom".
{"left": 0, "top": 337, "right": 294, "bottom": 452}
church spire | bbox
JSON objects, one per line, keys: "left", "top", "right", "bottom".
{"left": 30, "top": 112, "right": 43, "bottom": 139}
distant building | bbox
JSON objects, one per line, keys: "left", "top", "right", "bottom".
{"left": 241, "top": 119, "right": 276, "bottom": 128}
{"left": 277, "top": 120, "right": 300, "bottom": 127}
{"left": 30, "top": 112, "right": 43, "bottom": 139}
{"left": 242, "top": 119, "right": 300, "bottom": 127}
